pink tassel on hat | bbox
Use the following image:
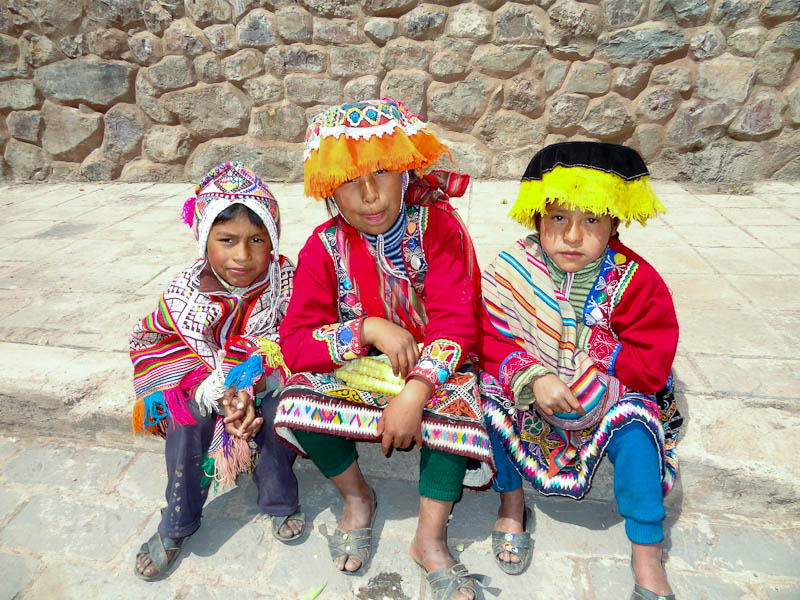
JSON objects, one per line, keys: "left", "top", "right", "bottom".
{"left": 181, "top": 196, "right": 197, "bottom": 227}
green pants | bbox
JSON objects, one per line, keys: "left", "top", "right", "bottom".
{"left": 293, "top": 429, "right": 468, "bottom": 502}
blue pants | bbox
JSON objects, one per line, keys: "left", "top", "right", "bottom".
{"left": 489, "top": 420, "right": 665, "bottom": 544}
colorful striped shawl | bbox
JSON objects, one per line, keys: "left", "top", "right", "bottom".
{"left": 481, "top": 233, "right": 623, "bottom": 432}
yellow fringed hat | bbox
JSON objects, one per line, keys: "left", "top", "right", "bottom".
{"left": 303, "top": 98, "right": 449, "bottom": 200}
{"left": 509, "top": 141, "right": 665, "bottom": 227}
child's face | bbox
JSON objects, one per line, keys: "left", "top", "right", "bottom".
{"left": 538, "top": 202, "right": 618, "bottom": 273}
{"left": 206, "top": 212, "right": 272, "bottom": 288}
{"left": 332, "top": 170, "right": 403, "bottom": 235}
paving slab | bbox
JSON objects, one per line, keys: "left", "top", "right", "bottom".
{"left": 0, "top": 551, "right": 39, "bottom": 600}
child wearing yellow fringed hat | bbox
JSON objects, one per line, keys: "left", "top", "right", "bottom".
{"left": 130, "top": 161, "right": 304, "bottom": 581}
{"left": 273, "top": 98, "right": 493, "bottom": 600}
{"left": 476, "top": 142, "right": 682, "bottom": 599}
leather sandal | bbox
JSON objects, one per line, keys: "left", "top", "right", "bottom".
{"left": 416, "top": 561, "right": 491, "bottom": 600}
{"left": 134, "top": 530, "right": 189, "bottom": 581}
{"left": 492, "top": 505, "right": 532, "bottom": 575}
{"left": 630, "top": 552, "right": 676, "bottom": 599}
{"left": 271, "top": 509, "right": 306, "bottom": 543}
{"left": 328, "top": 486, "right": 377, "bottom": 575}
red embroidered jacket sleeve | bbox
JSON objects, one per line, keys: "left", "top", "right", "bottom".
{"left": 407, "top": 207, "right": 479, "bottom": 391}
{"left": 279, "top": 229, "right": 369, "bottom": 373}
{"left": 586, "top": 239, "right": 679, "bottom": 394}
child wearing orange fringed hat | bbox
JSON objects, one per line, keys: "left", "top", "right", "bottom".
{"left": 130, "top": 161, "right": 304, "bottom": 581}
{"left": 273, "top": 99, "right": 493, "bottom": 600}
{"left": 477, "top": 142, "right": 682, "bottom": 599}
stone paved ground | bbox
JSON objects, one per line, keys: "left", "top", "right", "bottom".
{"left": 0, "top": 179, "right": 799, "bottom": 600}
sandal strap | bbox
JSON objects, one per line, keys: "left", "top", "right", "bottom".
{"left": 328, "top": 526, "right": 373, "bottom": 563}
{"left": 272, "top": 510, "right": 305, "bottom": 537}
{"left": 491, "top": 530, "right": 531, "bottom": 557}
{"left": 140, "top": 531, "right": 183, "bottom": 574}
{"left": 632, "top": 585, "right": 676, "bottom": 600}
{"left": 425, "top": 563, "right": 490, "bottom": 600}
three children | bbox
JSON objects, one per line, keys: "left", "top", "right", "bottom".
{"left": 130, "top": 107, "right": 681, "bottom": 600}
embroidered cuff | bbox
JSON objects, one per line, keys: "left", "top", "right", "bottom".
{"left": 499, "top": 351, "right": 540, "bottom": 391}
{"left": 312, "top": 316, "right": 369, "bottom": 365}
{"left": 587, "top": 327, "right": 621, "bottom": 373}
{"left": 409, "top": 338, "right": 462, "bottom": 391}
{"left": 510, "top": 364, "right": 550, "bottom": 411}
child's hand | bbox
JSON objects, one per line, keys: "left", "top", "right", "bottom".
{"left": 529, "top": 374, "right": 586, "bottom": 417}
{"left": 222, "top": 387, "right": 263, "bottom": 440}
{"left": 376, "top": 378, "right": 431, "bottom": 455}
{"left": 361, "top": 317, "right": 419, "bottom": 378}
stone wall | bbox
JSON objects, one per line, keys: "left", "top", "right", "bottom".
{"left": 0, "top": 0, "right": 798, "bottom": 185}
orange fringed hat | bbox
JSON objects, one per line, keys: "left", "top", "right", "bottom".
{"left": 303, "top": 98, "right": 450, "bottom": 199}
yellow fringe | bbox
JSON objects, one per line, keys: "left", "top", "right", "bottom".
{"left": 509, "top": 166, "right": 666, "bottom": 228}
{"left": 304, "top": 128, "right": 448, "bottom": 199}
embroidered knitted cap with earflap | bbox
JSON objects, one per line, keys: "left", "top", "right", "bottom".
{"left": 303, "top": 97, "right": 450, "bottom": 200}
{"left": 181, "top": 160, "right": 281, "bottom": 259}
{"left": 509, "top": 141, "right": 666, "bottom": 228}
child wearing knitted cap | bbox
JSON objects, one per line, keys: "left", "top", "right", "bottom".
{"left": 130, "top": 161, "right": 304, "bottom": 580}
{"left": 477, "top": 142, "right": 683, "bottom": 599}
{"left": 273, "top": 99, "right": 493, "bottom": 600}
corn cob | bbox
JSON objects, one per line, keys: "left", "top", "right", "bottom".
{"left": 335, "top": 356, "right": 405, "bottom": 396}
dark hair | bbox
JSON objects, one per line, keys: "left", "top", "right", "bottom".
{"left": 212, "top": 203, "right": 265, "bottom": 228}
{"left": 324, "top": 197, "right": 339, "bottom": 218}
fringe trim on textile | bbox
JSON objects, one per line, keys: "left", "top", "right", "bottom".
{"left": 224, "top": 353, "right": 264, "bottom": 391}
{"left": 132, "top": 367, "right": 208, "bottom": 435}
{"left": 205, "top": 419, "right": 256, "bottom": 489}
{"left": 131, "top": 396, "right": 167, "bottom": 436}
{"left": 304, "top": 129, "right": 449, "bottom": 199}
{"left": 510, "top": 166, "right": 666, "bottom": 227}
{"left": 256, "top": 338, "right": 292, "bottom": 392}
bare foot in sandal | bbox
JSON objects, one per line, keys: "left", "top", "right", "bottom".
{"left": 135, "top": 531, "right": 188, "bottom": 580}
{"left": 494, "top": 488, "right": 525, "bottom": 565}
{"left": 276, "top": 518, "right": 304, "bottom": 539}
{"left": 328, "top": 462, "right": 376, "bottom": 572}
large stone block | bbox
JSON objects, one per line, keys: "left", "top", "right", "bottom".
{"left": 545, "top": 61, "right": 569, "bottom": 92}
{"left": 135, "top": 69, "right": 176, "bottom": 124}
{"left": 365, "top": 18, "right": 396, "bottom": 45}
{"left": 361, "top": 0, "right": 417, "bottom": 17}
{"left": 20, "top": 31, "right": 63, "bottom": 68}
{"left": 143, "top": 124, "right": 193, "bottom": 163}
{"left": 0, "top": 79, "right": 38, "bottom": 110}
{"left": 229, "top": 0, "right": 258, "bottom": 21}
{"left": 633, "top": 124, "right": 664, "bottom": 161}
{"left": 121, "top": 158, "right": 185, "bottom": 181}
{"left": 471, "top": 44, "right": 536, "bottom": 77}
{"left": 690, "top": 26, "right": 725, "bottom": 60}
{"left": 382, "top": 38, "right": 434, "bottom": 70}
{"left": 344, "top": 75, "right": 380, "bottom": 101}
{"left": 0, "top": 34, "right": 18, "bottom": 64}
{"left": 495, "top": 3, "right": 546, "bottom": 44}
{"left": 4, "top": 138, "right": 50, "bottom": 180}
{"left": 613, "top": 64, "right": 652, "bottom": 97}
{"left": 381, "top": 69, "right": 427, "bottom": 114}
{"left": 146, "top": 55, "right": 195, "bottom": 92}
{"left": 162, "top": 82, "right": 252, "bottom": 137}
{"left": 427, "top": 76, "right": 494, "bottom": 132}
{"left": 81, "top": 149, "right": 120, "bottom": 180}
{"left": 187, "top": 137, "right": 304, "bottom": 182}
{"left": 636, "top": 86, "right": 678, "bottom": 122}
{"left": 657, "top": 138, "right": 767, "bottom": 182}
{"left": 34, "top": 57, "right": 134, "bottom": 107}
{"left": 101, "top": 103, "right": 145, "bottom": 163}
{"left": 86, "top": 0, "right": 141, "bottom": 27}
{"left": 478, "top": 110, "right": 546, "bottom": 150}
{"left": 276, "top": 5, "right": 313, "bottom": 42}
{"left": 789, "top": 81, "right": 800, "bottom": 125}
{"left": 22, "top": 0, "right": 82, "bottom": 34}
{"left": 494, "top": 146, "right": 539, "bottom": 178}
{"left": 666, "top": 99, "right": 737, "bottom": 149}
{"left": 726, "top": 26, "right": 766, "bottom": 57}
{"left": 597, "top": 24, "right": 687, "bottom": 65}
{"left": 283, "top": 45, "right": 326, "bottom": 73}
{"left": 7, "top": 110, "right": 41, "bottom": 143}
{"left": 330, "top": 46, "right": 379, "bottom": 77}
{"left": 300, "top": 0, "right": 359, "bottom": 18}
{"left": 128, "top": 31, "right": 164, "bottom": 65}
{"left": 448, "top": 4, "right": 491, "bottom": 39}
{"left": 436, "top": 131, "right": 492, "bottom": 177}
{"left": 59, "top": 34, "right": 85, "bottom": 59}
{"left": 85, "top": 28, "right": 127, "bottom": 59}
{"left": 223, "top": 48, "right": 264, "bottom": 81}
{"left": 728, "top": 90, "right": 785, "bottom": 141}
{"left": 164, "top": 18, "right": 211, "bottom": 56}
{"left": 579, "top": 94, "right": 633, "bottom": 138}
{"left": 650, "top": 65, "right": 692, "bottom": 93}
{"left": 712, "top": 0, "right": 760, "bottom": 33}
{"left": 249, "top": 103, "right": 307, "bottom": 140}
{"left": 503, "top": 74, "right": 545, "bottom": 117}
{"left": 773, "top": 21, "right": 800, "bottom": 51}
{"left": 759, "top": 0, "right": 799, "bottom": 24}
{"left": 429, "top": 51, "right": 469, "bottom": 80}
{"left": 755, "top": 44, "right": 794, "bottom": 87}
{"left": 548, "top": 93, "right": 589, "bottom": 130}
{"left": 402, "top": 5, "right": 447, "bottom": 40}
{"left": 546, "top": 0, "right": 602, "bottom": 59}
{"left": 565, "top": 61, "right": 610, "bottom": 95}
{"left": 234, "top": 9, "right": 277, "bottom": 48}
{"left": 243, "top": 74, "right": 284, "bottom": 104}
{"left": 651, "top": 0, "right": 711, "bottom": 26}
{"left": 194, "top": 52, "right": 223, "bottom": 83}
{"left": 602, "top": 0, "right": 647, "bottom": 28}
{"left": 41, "top": 101, "right": 103, "bottom": 162}
{"left": 313, "top": 18, "right": 360, "bottom": 44}
{"left": 204, "top": 24, "right": 235, "bottom": 52}
{"left": 142, "top": 0, "right": 174, "bottom": 35}
{"left": 184, "top": 0, "right": 231, "bottom": 25}
{"left": 284, "top": 74, "right": 340, "bottom": 105}
{"left": 696, "top": 55, "right": 755, "bottom": 102}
